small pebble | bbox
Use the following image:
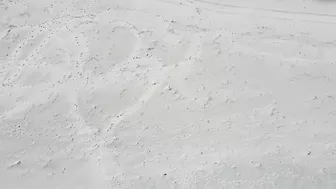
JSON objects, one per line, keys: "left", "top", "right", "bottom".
{"left": 164, "top": 85, "right": 172, "bottom": 91}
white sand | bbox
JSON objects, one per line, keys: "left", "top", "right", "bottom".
{"left": 2, "top": 0, "right": 336, "bottom": 188}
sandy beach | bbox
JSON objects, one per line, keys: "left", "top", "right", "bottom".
{"left": 2, "top": 0, "right": 336, "bottom": 188}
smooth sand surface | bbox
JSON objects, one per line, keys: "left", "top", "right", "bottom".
{"left": 2, "top": 0, "right": 336, "bottom": 188}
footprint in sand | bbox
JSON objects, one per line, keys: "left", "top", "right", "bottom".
{"left": 1, "top": 7, "right": 206, "bottom": 186}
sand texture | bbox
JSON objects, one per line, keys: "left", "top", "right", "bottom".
{"left": 2, "top": 0, "right": 336, "bottom": 188}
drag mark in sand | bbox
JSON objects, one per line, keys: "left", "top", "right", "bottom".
{"left": 160, "top": 0, "right": 336, "bottom": 24}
